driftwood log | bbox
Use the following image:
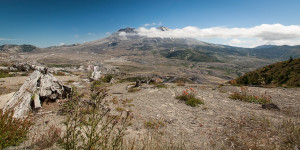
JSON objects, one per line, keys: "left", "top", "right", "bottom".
{"left": 91, "top": 66, "right": 101, "bottom": 81}
{"left": 4, "top": 69, "right": 71, "bottom": 118}
{"left": 4, "top": 70, "right": 41, "bottom": 118}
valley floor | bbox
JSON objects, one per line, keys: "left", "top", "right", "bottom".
{"left": 1, "top": 75, "right": 299, "bottom": 149}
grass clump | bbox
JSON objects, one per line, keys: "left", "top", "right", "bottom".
{"left": 144, "top": 119, "right": 166, "bottom": 130}
{"left": 0, "top": 109, "right": 33, "bottom": 149}
{"left": 229, "top": 86, "right": 272, "bottom": 105}
{"left": 176, "top": 81, "right": 185, "bottom": 86}
{"left": 32, "top": 125, "right": 62, "bottom": 149}
{"left": 153, "top": 83, "right": 168, "bottom": 88}
{"left": 102, "top": 74, "right": 113, "bottom": 83}
{"left": 90, "top": 80, "right": 103, "bottom": 90}
{"left": 54, "top": 71, "right": 66, "bottom": 76}
{"left": 176, "top": 88, "right": 204, "bottom": 107}
{"left": 127, "top": 87, "right": 141, "bottom": 93}
{"left": 0, "top": 70, "right": 12, "bottom": 78}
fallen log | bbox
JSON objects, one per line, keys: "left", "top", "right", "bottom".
{"left": 4, "top": 70, "right": 41, "bottom": 118}
{"left": 4, "top": 68, "right": 71, "bottom": 118}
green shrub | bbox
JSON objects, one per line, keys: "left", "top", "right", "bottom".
{"left": 153, "top": 83, "right": 167, "bottom": 88}
{"left": 102, "top": 74, "right": 113, "bottom": 83}
{"left": 90, "top": 80, "right": 103, "bottom": 91}
{"left": 0, "top": 109, "right": 33, "bottom": 149}
{"left": 176, "top": 88, "right": 204, "bottom": 107}
{"left": 32, "top": 125, "right": 62, "bottom": 149}
{"left": 0, "top": 70, "right": 12, "bottom": 78}
{"left": 59, "top": 86, "right": 132, "bottom": 150}
{"left": 229, "top": 86, "right": 272, "bottom": 104}
{"left": 144, "top": 119, "right": 166, "bottom": 130}
{"left": 127, "top": 87, "right": 141, "bottom": 93}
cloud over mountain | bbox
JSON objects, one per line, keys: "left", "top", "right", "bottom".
{"left": 129, "top": 24, "right": 300, "bottom": 47}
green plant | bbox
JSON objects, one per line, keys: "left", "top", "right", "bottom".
{"left": 176, "top": 88, "right": 204, "bottom": 107}
{"left": 102, "top": 74, "right": 113, "bottom": 83}
{"left": 176, "top": 81, "right": 185, "bottom": 86}
{"left": 0, "top": 109, "right": 33, "bottom": 149}
{"left": 144, "top": 119, "right": 166, "bottom": 130}
{"left": 0, "top": 70, "right": 12, "bottom": 78}
{"left": 229, "top": 86, "right": 272, "bottom": 104}
{"left": 60, "top": 86, "right": 132, "bottom": 150}
{"left": 90, "top": 80, "right": 103, "bottom": 91}
{"left": 32, "top": 124, "right": 62, "bottom": 149}
{"left": 234, "top": 58, "right": 300, "bottom": 87}
{"left": 153, "top": 83, "right": 168, "bottom": 88}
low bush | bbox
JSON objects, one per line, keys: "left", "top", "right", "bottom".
{"left": 90, "top": 80, "right": 103, "bottom": 91}
{"left": 0, "top": 70, "right": 12, "bottom": 78}
{"left": 128, "top": 87, "right": 141, "bottom": 93}
{"left": 59, "top": 86, "right": 133, "bottom": 150}
{"left": 32, "top": 125, "right": 62, "bottom": 149}
{"left": 153, "top": 83, "right": 168, "bottom": 88}
{"left": 176, "top": 88, "right": 204, "bottom": 107}
{"left": 176, "top": 81, "right": 185, "bottom": 86}
{"left": 0, "top": 109, "right": 33, "bottom": 149}
{"left": 229, "top": 86, "right": 272, "bottom": 104}
{"left": 102, "top": 74, "right": 113, "bottom": 83}
{"left": 144, "top": 119, "right": 166, "bottom": 130}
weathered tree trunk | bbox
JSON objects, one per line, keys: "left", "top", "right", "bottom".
{"left": 34, "top": 93, "right": 41, "bottom": 109}
{"left": 39, "top": 73, "right": 64, "bottom": 100}
{"left": 4, "top": 68, "right": 72, "bottom": 118}
{"left": 4, "top": 70, "right": 41, "bottom": 118}
{"left": 91, "top": 66, "right": 101, "bottom": 81}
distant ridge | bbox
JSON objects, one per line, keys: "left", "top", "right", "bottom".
{"left": 0, "top": 44, "right": 37, "bottom": 53}
{"left": 254, "top": 45, "right": 276, "bottom": 49}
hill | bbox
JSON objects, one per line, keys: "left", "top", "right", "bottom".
{"left": 234, "top": 57, "right": 300, "bottom": 87}
{"left": 0, "top": 44, "right": 37, "bottom": 53}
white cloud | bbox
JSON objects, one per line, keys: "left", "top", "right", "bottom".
{"left": 59, "top": 42, "right": 65, "bottom": 46}
{"left": 87, "top": 33, "right": 96, "bottom": 36}
{"left": 144, "top": 22, "right": 162, "bottom": 27}
{"left": 74, "top": 34, "right": 79, "bottom": 38}
{"left": 129, "top": 24, "right": 300, "bottom": 47}
{"left": 0, "top": 38, "right": 18, "bottom": 41}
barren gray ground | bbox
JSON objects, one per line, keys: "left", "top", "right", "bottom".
{"left": 1, "top": 76, "right": 299, "bottom": 149}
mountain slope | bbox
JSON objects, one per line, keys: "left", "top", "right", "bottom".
{"left": 2, "top": 27, "right": 300, "bottom": 62}
{"left": 73, "top": 27, "right": 300, "bottom": 61}
{"left": 0, "top": 44, "right": 37, "bottom": 53}
{"left": 234, "top": 57, "right": 300, "bottom": 87}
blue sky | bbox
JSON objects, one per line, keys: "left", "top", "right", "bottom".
{"left": 1, "top": 0, "right": 300, "bottom": 47}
